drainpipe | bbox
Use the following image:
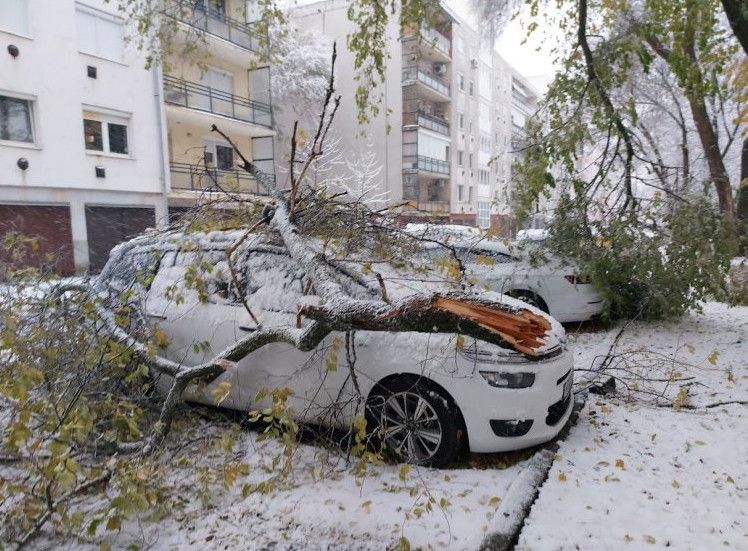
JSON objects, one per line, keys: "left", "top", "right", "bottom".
{"left": 152, "top": 62, "right": 171, "bottom": 228}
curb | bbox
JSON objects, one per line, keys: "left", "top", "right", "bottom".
{"left": 478, "top": 393, "right": 587, "bottom": 551}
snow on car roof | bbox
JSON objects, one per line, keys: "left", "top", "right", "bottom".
{"left": 404, "top": 223, "right": 519, "bottom": 256}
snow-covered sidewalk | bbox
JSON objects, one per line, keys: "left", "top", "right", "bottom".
{"left": 520, "top": 302, "right": 748, "bottom": 550}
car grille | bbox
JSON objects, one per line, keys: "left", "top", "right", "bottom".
{"left": 545, "top": 393, "right": 571, "bottom": 426}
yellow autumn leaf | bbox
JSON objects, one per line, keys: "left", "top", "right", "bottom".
{"left": 488, "top": 496, "right": 501, "bottom": 506}
{"left": 672, "top": 480, "right": 680, "bottom": 488}
{"left": 360, "top": 500, "right": 372, "bottom": 513}
{"left": 707, "top": 351, "right": 719, "bottom": 365}
{"left": 615, "top": 459, "right": 625, "bottom": 469}
{"left": 644, "top": 535, "right": 656, "bottom": 544}
{"left": 558, "top": 472, "right": 567, "bottom": 481}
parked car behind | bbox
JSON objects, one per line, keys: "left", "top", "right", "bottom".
{"left": 97, "top": 230, "right": 575, "bottom": 467}
{"left": 406, "top": 224, "right": 605, "bottom": 323}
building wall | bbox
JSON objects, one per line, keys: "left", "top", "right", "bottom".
{"left": 0, "top": 0, "right": 168, "bottom": 272}
{"left": 277, "top": 0, "right": 403, "bottom": 203}
{"left": 283, "top": 0, "right": 539, "bottom": 233}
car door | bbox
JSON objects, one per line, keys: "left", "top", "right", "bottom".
{"left": 227, "top": 251, "right": 355, "bottom": 423}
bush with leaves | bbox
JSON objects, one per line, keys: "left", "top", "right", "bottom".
{"left": 529, "top": 194, "right": 734, "bottom": 321}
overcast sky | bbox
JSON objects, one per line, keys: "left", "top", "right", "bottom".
{"left": 445, "top": 0, "right": 561, "bottom": 92}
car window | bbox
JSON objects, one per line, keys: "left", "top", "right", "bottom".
{"left": 456, "top": 248, "right": 515, "bottom": 265}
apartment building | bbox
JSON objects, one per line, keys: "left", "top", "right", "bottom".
{"left": 162, "top": 0, "right": 275, "bottom": 215}
{"left": 0, "top": 0, "right": 274, "bottom": 274}
{"left": 282, "top": 0, "right": 539, "bottom": 236}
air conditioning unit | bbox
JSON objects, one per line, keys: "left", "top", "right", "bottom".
{"left": 433, "top": 62, "right": 447, "bottom": 75}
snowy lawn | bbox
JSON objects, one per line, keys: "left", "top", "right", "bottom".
{"left": 92, "top": 429, "right": 535, "bottom": 550}
{"left": 520, "top": 302, "right": 748, "bottom": 550}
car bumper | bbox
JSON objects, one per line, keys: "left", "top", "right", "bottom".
{"left": 433, "top": 349, "right": 574, "bottom": 453}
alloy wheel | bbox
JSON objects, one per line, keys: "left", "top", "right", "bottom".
{"left": 379, "top": 391, "right": 443, "bottom": 463}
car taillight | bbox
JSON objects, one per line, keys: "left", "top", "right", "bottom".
{"left": 565, "top": 274, "right": 592, "bottom": 285}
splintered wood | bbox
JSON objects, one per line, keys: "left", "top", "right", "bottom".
{"left": 434, "top": 297, "right": 552, "bottom": 356}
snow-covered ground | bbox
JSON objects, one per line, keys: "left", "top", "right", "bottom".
{"left": 16, "top": 302, "right": 748, "bottom": 550}
{"left": 520, "top": 302, "right": 748, "bottom": 550}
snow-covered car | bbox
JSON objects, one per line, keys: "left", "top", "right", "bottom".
{"left": 407, "top": 224, "right": 605, "bottom": 323}
{"left": 98, "top": 231, "right": 574, "bottom": 467}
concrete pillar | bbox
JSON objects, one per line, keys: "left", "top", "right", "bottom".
{"left": 67, "top": 198, "right": 90, "bottom": 274}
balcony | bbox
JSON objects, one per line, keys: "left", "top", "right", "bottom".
{"left": 169, "top": 162, "right": 268, "bottom": 195}
{"left": 403, "top": 26, "right": 451, "bottom": 62}
{"left": 403, "top": 111, "right": 450, "bottom": 136}
{"left": 408, "top": 200, "right": 450, "bottom": 213}
{"left": 422, "top": 27, "right": 451, "bottom": 58}
{"left": 404, "top": 155, "right": 450, "bottom": 175}
{"left": 402, "top": 66, "right": 450, "bottom": 100}
{"left": 163, "top": 75, "right": 273, "bottom": 129}
{"left": 168, "top": 0, "right": 260, "bottom": 52}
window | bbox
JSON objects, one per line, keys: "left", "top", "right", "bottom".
{"left": 0, "top": 94, "right": 34, "bottom": 143}
{"left": 83, "top": 112, "right": 129, "bottom": 154}
{"left": 195, "top": 0, "right": 226, "bottom": 17}
{"left": 468, "top": 186, "right": 473, "bottom": 202}
{"left": 477, "top": 201, "right": 491, "bottom": 228}
{"left": 76, "top": 5, "right": 125, "bottom": 62}
{"left": 458, "top": 112, "right": 464, "bottom": 130}
{"left": 479, "top": 169, "right": 490, "bottom": 187}
{"left": 457, "top": 150, "right": 464, "bottom": 166}
{"left": 469, "top": 153, "right": 473, "bottom": 168}
{"left": 457, "top": 185, "right": 463, "bottom": 202}
{"left": 458, "top": 74, "right": 465, "bottom": 92}
{"left": 480, "top": 135, "right": 491, "bottom": 153}
{"left": 203, "top": 142, "right": 235, "bottom": 170}
{"left": 0, "top": 0, "right": 29, "bottom": 35}
{"left": 457, "top": 248, "right": 514, "bottom": 264}
{"left": 469, "top": 81, "right": 474, "bottom": 96}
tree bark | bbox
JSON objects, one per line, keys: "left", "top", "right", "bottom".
{"left": 738, "top": 138, "right": 748, "bottom": 247}
{"left": 689, "top": 97, "right": 738, "bottom": 236}
{"left": 721, "top": 0, "right": 748, "bottom": 55}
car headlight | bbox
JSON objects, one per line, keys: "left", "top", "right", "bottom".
{"left": 479, "top": 371, "right": 536, "bottom": 388}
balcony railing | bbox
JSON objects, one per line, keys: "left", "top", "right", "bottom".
{"left": 404, "top": 199, "right": 451, "bottom": 214}
{"left": 163, "top": 75, "right": 273, "bottom": 128}
{"left": 402, "top": 111, "right": 450, "bottom": 136}
{"left": 169, "top": 0, "right": 260, "bottom": 52}
{"left": 402, "top": 66, "right": 450, "bottom": 97}
{"left": 170, "top": 162, "right": 268, "bottom": 195}
{"left": 421, "top": 27, "right": 451, "bottom": 57}
{"left": 404, "top": 155, "right": 450, "bottom": 175}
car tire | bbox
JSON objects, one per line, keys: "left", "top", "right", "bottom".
{"left": 507, "top": 290, "right": 549, "bottom": 313}
{"left": 365, "top": 377, "right": 465, "bottom": 467}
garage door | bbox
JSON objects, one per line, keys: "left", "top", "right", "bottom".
{"left": 85, "top": 206, "right": 155, "bottom": 273}
{"left": 0, "top": 204, "right": 75, "bottom": 276}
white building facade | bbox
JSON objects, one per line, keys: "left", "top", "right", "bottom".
{"left": 0, "top": 0, "right": 274, "bottom": 274}
{"left": 282, "top": 0, "right": 538, "bottom": 236}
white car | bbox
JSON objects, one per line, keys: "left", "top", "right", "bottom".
{"left": 99, "top": 231, "right": 575, "bottom": 467}
{"left": 407, "top": 224, "right": 605, "bottom": 323}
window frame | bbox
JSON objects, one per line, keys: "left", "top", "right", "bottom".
{"left": 0, "top": 0, "right": 30, "bottom": 37}
{"left": 0, "top": 92, "right": 36, "bottom": 145}
{"left": 75, "top": 3, "right": 126, "bottom": 64}
{"left": 83, "top": 110, "right": 131, "bottom": 156}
